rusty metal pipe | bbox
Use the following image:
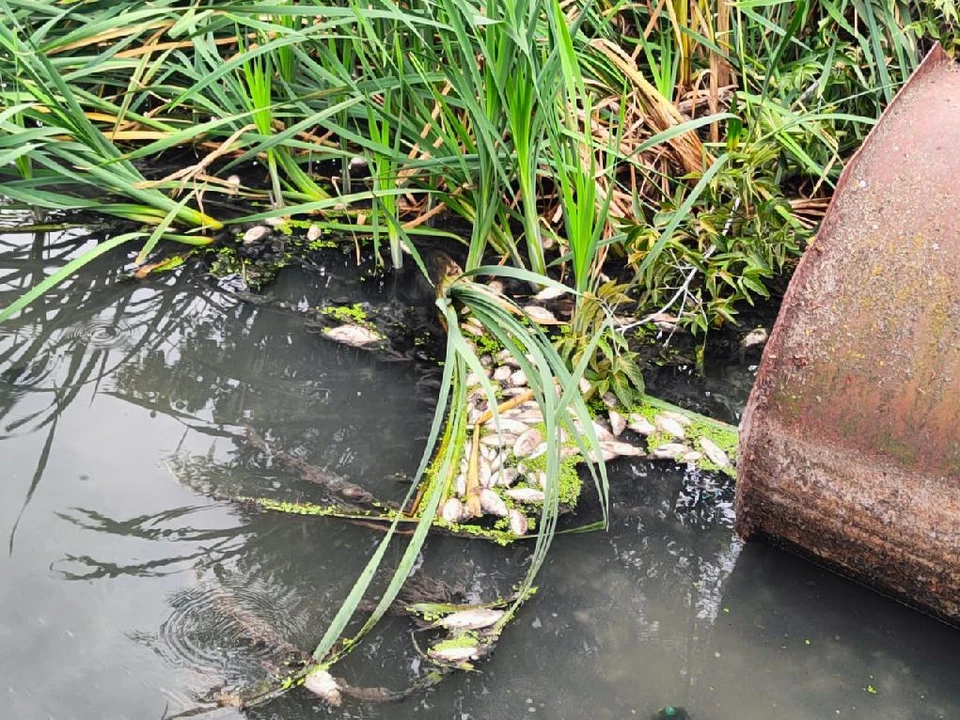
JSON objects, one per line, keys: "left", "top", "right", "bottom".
{"left": 736, "top": 45, "right": 960, "bottom": 624}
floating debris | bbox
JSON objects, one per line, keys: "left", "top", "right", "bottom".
{"left": 609, "top": 410, "right": 626, "bottom": 437}
{"left": 651, "top": 443, "right": 691, "bottom": 460}
{"left": 437, "top": 608, "right": 504, "bottom": 631}
{"left": 428, "top": 642, "right": 480, "bottom": 664}
{"left": 242, "top": 225, "right": 270, "bottom": 245}
{"left": 508, "top": 508, "right": 529, "bottom": 536}
{"left": 654, "top": 414, "right": 686, "bottom": 440}
{"left": 599, "top": 440, "right": 646, "bottom": 458}
{"left": 479, "top": 488, "right": 508, "bottom": 517}
{"left": 304, "top": 668, "right": 342, "bottom": 707}
{"left": 442, "top": 497, "right": 466, "bottom": 523}
{"left": 513, "top": 429, "right": 543, "bottom": 457}
{"left": 698, "top": 437, "right": 731, "bottom": 468}
{"left": 627, "top": 414, "right": 656, "bottom": 435}
{"left": 322, "top": 324, "right": 382, "bottom": 348}
{"left": 522, "top": 305, "right": 562, "bottom": 325}
{"left": 504, "top": 487, "right": 545, "bottom": 503}
{"left": 533, "top": 285, "right": 568, "bottom": 301}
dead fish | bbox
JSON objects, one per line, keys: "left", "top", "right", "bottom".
{"left": 578, "top": 377, "right": 592, "bottom": 395}
{"left": 740, "top": 327, "right": 769, "bottom": 352}
{"left": 242, "top": 225, "right": 270, "bottom": 245}
{"left": 654, "top": 414, "right": 686, "bottom": 440}
{"left": 682, "top": 451, "right": 703, "bottom": 464}
{"left": 307, "top": 223, "right": 323, "bottom": 242}
{"left": 264, "top": 215, "right": 287, "bottom": 228}
{"left": 591, "top": 421, "right": 614, "bottom": 442}
{"left": 225, "top": 174, "right": 241, "bottom": 195}
{"left": 536, "top": 471, "right": 547, "bottom": 489}
{"left": 480, "top": 354, "right": 493, "bottom": 368}
{"left": 304, "top": 669, "right": 342, "bottom": 707}
{"left": 522, "top": 305, "right": 563, "bottom": 325}
{"left": 493, "top": 365, "right": 513, "bottom": 382}
{"left": 627, "top": 414, "right": 656, "bottom": 436}
{"left": 601, "top": 392, "right": 618, "bottom": 409}
{"left": 502, "top": 386, "right": 530, "bottom": 397}
{"left": 479, "top": 459, "right": 493, "bottom": 488}
{"left": 504, "top": 487, "right": 545, "bottom": 503}
{"left": 510, "top": 370, "right": 527, "bottom": 387}
{"left": 608, "top": 410, "right": 626, "bottom": 437}
{"left": 508, "top": 508, "right": 529, "bottom": 536}
{"left": 513, "top": 410, "right": 544, "bottom": 424}
{"left": 437, "top": 607, "right": 505, "bottom": 631}
{"left": 526, "top": 442, "right": 548, "bottom": 460}
{"left": 480, "top": 433, "right": 515, "bottom": 448}
{"left": 441, "top": 497, "right": 466, "bottom": 523}
{"left": 659, "top": 410, "right": 693, "bottom": 427}
{"left": 513, "top": 429, "right": 543, "bottom": 457}
{"left": 428, "top": 643, "right": 480, "bottom": 664}
{"left": 482, "top": 417, "right": 529, "bottom": 435}
{"left": 323, "top": 324, "right": 382, "bottom": 348}
{"left": 495, "top": 349, "right": 520, "bottom": 368}
{"left": 533, "top": 285, "right": 568, "bottom": 301}
{"left": 599, "top": 440, "right": 645, "bottom": 458}
{"left": 651, "top": 443, "right": 691, "bottom": 460}
{"left": 698, "top": 437, "right": 731, "bottom": 468}
{"left": 466, "top": 372, "right": 481, "bottom": 387}
{"left": 560, "top": 445, "right": 581, "bottom": 460}
{"left": 487, "top": 280, "right": 506, "bottom": 295}
{"left": 479, "top": 488, "right": 508, "bottom": 516}
{"left": 496, "top": 467, "right": 519, "bottom": 487}
{"left": 462, "top": 322, "right": 484, "bottom": 338}
{"left": 455, "top": 473, "right": 467, "bottom": 497}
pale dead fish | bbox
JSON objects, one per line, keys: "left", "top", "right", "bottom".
{"left": 480, "top": 433, "right": 515, "bottom": 448}
{"left": 479, "top": 488, "right": 508, "bottom": 516}
{"left": 493, "top": 365, "right": 513, "bottom": 382}
{"left": 225, "top": 175, "right": 241, "bottom": 195}
{"left": 627, "top": 414, "right": 655, "bottom": 436}
{"left": 591, "top": 421, "right": 614, "bottom": 442}
{"left": 533, "top": 285, "right": 568, "bottom": 301}
{"left": 682, "top": 451, "right": 703, "bottom": 464}
{"left": 740, "top": 327, "right": 769, "bottom": 351}
{"left": 496, "top": 467, "right": 519, "bottom": 487}
{"left": 560, "top": 445, "right": 580, "bottom": 460}
{"left": 465, "top": 372, "right": 481, "bottom": 387}
{"left": 487, "top": 280, "right": 505, "bottom": 295}
{"left": 480, "top": 445, "right": 496, "bottom": 462}
{"left": 428, "top": 644, "right": 479, "bottom": 664}
{"left": 513, "top": 429, "right": 543, "bottom": 457}
{"left": 455, "top": 473, "right": 467, "bottom": 497}
{"left": 307, "top": 223, "right": 323, "bottom": 242}
{"left": 536, "top": 471, "right": 547, "bottom": 489}
{"left": 323, "top": 324, "right": 382, "bottom": 348}
{"left": 489, "top": 452, "right": 502, "bottom": 472}
{"left": 461, "top": 321, "right": 484, "bottom": 338}
{"left": 502, "top": 386, "right": 530, "bottom": 397}
{"left": 601, "top": 392, "right": 618, "bottom": 409}
{"left": 599, "top": 440, "right": 645, "bottom": 458}
{"left": 441, "top": 497, "right": 466, "bottom": 523}
{"left": 504, "top": 487, "right": 545, "bottom": 503}
{"left": 495, "top": 349, "right": 520, "bottom": 368}
{"left": 242, "top": 225, "right": 270, "bottom": 245}
{"left": 608, "top": 410, "right": 626, "bottom": 437}
{"left": 480, "top": 354, "right": 493, "bottom": 368}
{"left": 651, "top": 443, "right": 691, "bottom": 460}
{"left": 526, "top": 442, "right": 548, "bottom": 460}
{"left": 698, "top": 437, "right": 731, "bottom": 468}
{"left": 508, "top": 508, "right": 529, "bottom": 536}
{"left": 482, "top": 417, "right": 529, "bottom": 435}
{"left": 510, "top": 370, "right": 527, "bottom": 387}
{"left": 304, "top": 669, "right": 342, "bottom": 707}
{"left": 659, "top": 410, "right": 693, "bottom": 427}
{"left": 479, "top": 461, "right": 493, "bottom": 489}
{"left": 522, "top": 305, "right": 563, "bottom": 325}
{"left": 578, "top": 377, "right": 592, "bottom": 395}
{"left": 437, "top": 608, "right": 505, "bottom": 631}
{"left": 513, "top": 410, "right": 544, "bottom": 424}
{"left": 264, "top": 215, "right": 287, "bottom": 228}
{"left": 654, "top": 414, "right": 686, "bottom": 439}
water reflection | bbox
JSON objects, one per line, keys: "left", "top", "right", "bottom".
{"left": 1, "top": 220, "right": 958, "bottom": 720}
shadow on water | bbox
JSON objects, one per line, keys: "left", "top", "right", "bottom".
{"left": 1, "top": 216, "right": 958, "bottom": 720}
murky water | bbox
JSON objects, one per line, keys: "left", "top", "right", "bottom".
{"left": 1, "top": 221, "right": 958, "bottom": 720}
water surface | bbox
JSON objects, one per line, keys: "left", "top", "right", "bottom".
{"left": 1, "top": 221, "right": 957, "bottom": 720}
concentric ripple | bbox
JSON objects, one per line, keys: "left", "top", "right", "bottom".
{"left": 63, "top": 317, "right": 134, "bottom": 349}
{"left": 156, "top": 576, "right": 309, "bottom": 674}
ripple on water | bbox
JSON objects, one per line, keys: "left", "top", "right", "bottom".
{"left": 156, "top": 577, "right": 309, "bottom": 675}
{"left": 62, "top": 317, "right": 135, "bottom": 350}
